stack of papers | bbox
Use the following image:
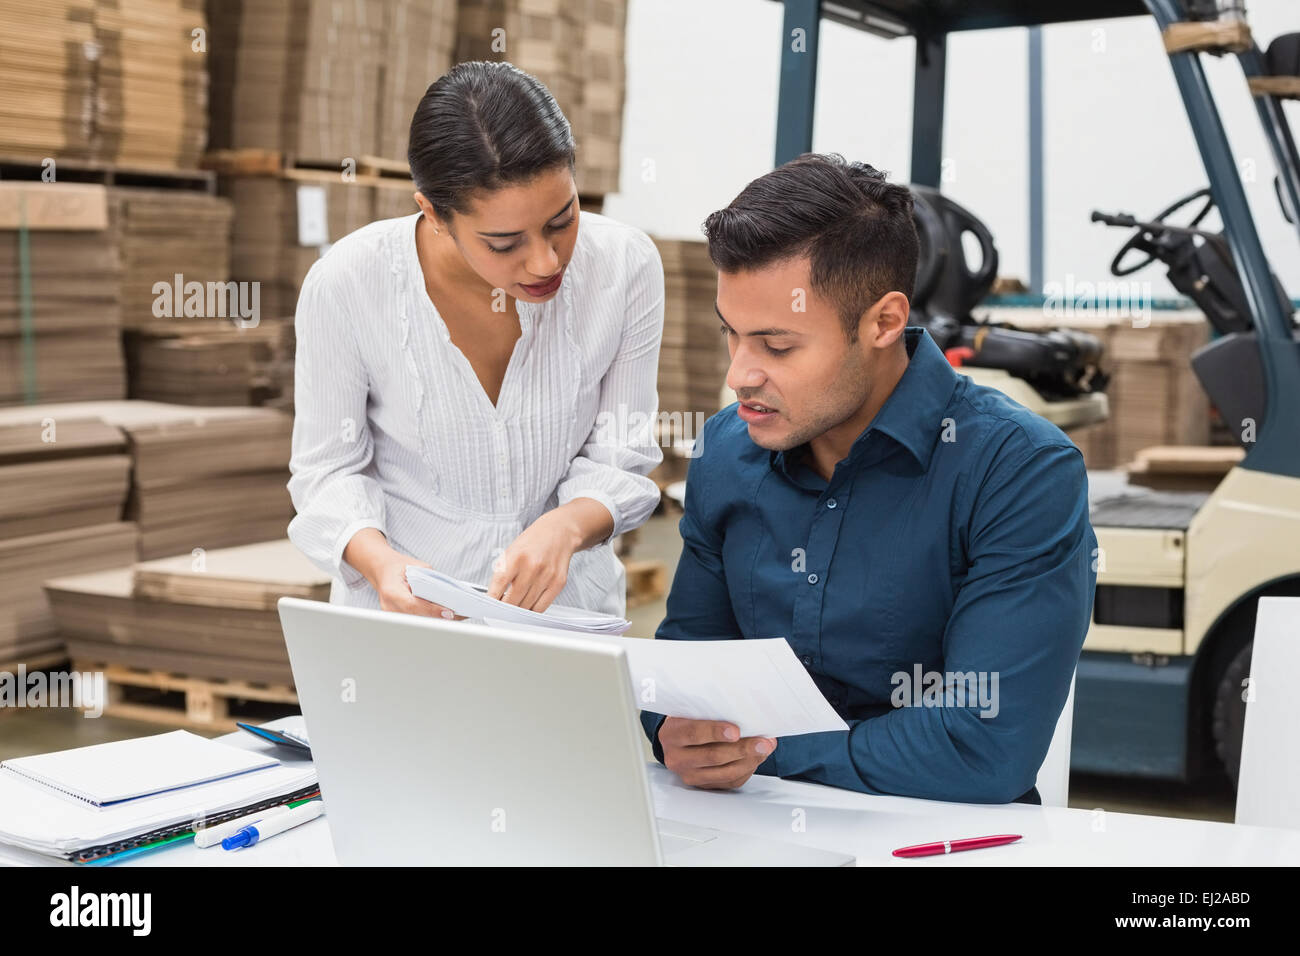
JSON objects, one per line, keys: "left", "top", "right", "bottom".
{"left": 0, "top": 731, "right": 316, "bottom": 862}
{"left": 406, "top": 566, "right": 631, "bottom": 635}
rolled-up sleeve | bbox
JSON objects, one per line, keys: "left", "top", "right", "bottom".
{"left": 286, "top": 260, "right": 387, "bottom": 589}
{"left": 553, "top": 232, "right": 665, "bottom": 539}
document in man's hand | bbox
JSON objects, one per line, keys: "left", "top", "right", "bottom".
{"left": 405, "top": 567, "right": 842, "bottom": 737}
{"left": 404, "top": 566, "right": 631, "bottom": 634}
{"left": 620, "top": 637, "right": 849, "bottom": 738}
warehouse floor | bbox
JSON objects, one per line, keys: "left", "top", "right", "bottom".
{"left": 0, "top": 503, "right": 1236, "bottom": 824}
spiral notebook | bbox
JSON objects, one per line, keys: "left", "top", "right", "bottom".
{"left": 0, "top": 730, "right": 279, "bottom": 808}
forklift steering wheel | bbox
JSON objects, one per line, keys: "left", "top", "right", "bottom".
{"left": 1110, "top": 187, "right": 1216, "bottom": 277}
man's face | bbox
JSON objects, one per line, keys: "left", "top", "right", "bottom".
{"left": 717, "top": 256, "right": 876, "bottom": 451}
{"left": 432, "top": 165, "right": 581, "bottom": 303}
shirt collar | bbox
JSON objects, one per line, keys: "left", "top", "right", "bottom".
{"left": 771, "top": 327, "right": 959, "bottom": 478}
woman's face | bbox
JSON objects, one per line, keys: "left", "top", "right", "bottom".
{"left": 433, "top": 165, "right": 581, "bottom": 303}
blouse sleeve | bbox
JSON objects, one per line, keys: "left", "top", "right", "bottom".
{"left": 552, "top": 230, "right": 665, "bottom": 539}
{"left": 286, "top": 259, "right": 388, "bottom": 589}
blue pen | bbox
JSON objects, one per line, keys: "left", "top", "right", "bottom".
{"left": 221, "top": 801, "right": 324, "bottom": 850}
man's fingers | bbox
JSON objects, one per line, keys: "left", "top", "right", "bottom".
{"left": 661, "top": 717, "right": 741, "bottom": 747}
{"left": 679, "top": 756, "right": 762, "bottom": 789}
{"left": 668, "top": 740, "right": 752, "bottom": 770}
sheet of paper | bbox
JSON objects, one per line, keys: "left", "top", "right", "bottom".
{"left": 610, "top": 636, "right": 847, "bottom": 738}
{"left": 0, "top": 760, "right": 317, "bottom": 856}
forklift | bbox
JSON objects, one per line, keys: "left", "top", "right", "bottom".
{"left": 769, "top": 0, "right": 1300, "bottom": 785}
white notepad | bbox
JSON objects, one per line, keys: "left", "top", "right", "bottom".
{"left": 0, "top": 730, "right": 279, "bottom": 808}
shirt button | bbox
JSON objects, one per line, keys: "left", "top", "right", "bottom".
{"left": 826, "top": 498, "right": 837, "bottom": 509}
{"left": 807, "top": 573, "right": 819, "bottom": 585}
{"left": 801, "top": 656, "right": 813, "bottom": 667}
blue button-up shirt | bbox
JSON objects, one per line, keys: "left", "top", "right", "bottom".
{"left": 640, "top": 327, "right": 1096, "bottom": 804}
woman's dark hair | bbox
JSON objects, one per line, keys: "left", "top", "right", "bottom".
{"left": 702, "top": 153, "right": 918, "bottom": 342}
{"left": 408, "top": 61, "right": 576, "bottom": 219}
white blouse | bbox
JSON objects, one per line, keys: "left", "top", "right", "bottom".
{"left": 286, "top": 210, "right": 665, "bottom": 615}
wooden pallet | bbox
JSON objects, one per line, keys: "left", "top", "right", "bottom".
{"left": 0, "top": 155, "right": 215, "bottom": 193}
{"left": 72, "top": 660, "right": 298, "bottom": 733}
{"left": 0, "top": 651, "right": 73, "bottom": 719}
{"left": 625, "top": 559, "right": 668, "bottom": 609}
{"left": 0, "top": 651, "right": 69, "bottom": 674}
{"left": 0, "top": 651, "right": 71, "bottom": 719}
{"left": 202, "top": 149, "right": 414, "bottom": 182}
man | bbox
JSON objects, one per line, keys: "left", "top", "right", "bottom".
{"left": 640, "top": 154, "right": 1096, "bottom": 804}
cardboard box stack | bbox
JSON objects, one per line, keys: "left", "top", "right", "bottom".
{"left": 456, "top": 0, "right": 626, "bottom": 196}
{"left": 93, "top": 0, "right": 209, "bottom": 168}
{"left": 0, "top": 416, "right": 136, "bottom": 665}
{"left": 376, "top": 0, "right": 459, "bottom": 161}
{"left": 0, "top": 1, "right": 98, "bottom": 160}
{"left": 125, "top": 320, "right": 295, "bottom": 407}
{"left": 225, "top": 172, "right": 377, "bottom": 318}
{"left": 652, "top": 237, "right": 727, "bottom": 427}
{"left": 106, "top": 184, "right": 284, "bottom": 406}
{"left": 0, "top": 0, "right": 206, "bottom": 167}
{"left": 0, "top": 400, "right": 294, "bottom": 560}
{"left": 0, "top": 183, "right": 125, "bottom": 404}
{"left": 372, "top": 180, "right": 418, "bottom": 222}
{"left": 45, "top": 539, "right": 329, "bottom": 687}
{"left": 109, "top": 187, "right": 233, "bottom": 330}
{"left": 573, "top": 0, "right": 626, "bottom": 196}
{"left": 207, "top": 0, "right": 391, "bottom": 162}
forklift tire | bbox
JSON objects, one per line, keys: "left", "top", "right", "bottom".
{"left": 1210, "top": 641, "right": 1253, "bottom": 788}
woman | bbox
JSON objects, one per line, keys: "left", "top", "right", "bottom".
{"left": 287, "top": 61, "right": 664, "bottom": 618}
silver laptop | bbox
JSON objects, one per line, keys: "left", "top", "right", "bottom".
{"left": 277, "top": 597, "right": 854, "bottom": 866}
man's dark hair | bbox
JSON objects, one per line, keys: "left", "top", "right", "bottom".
{"left": 408, "top": 61, "right": 576, "bottom": 220}
{"left": 702, "top": 153, "right": 918, "bottom": 341}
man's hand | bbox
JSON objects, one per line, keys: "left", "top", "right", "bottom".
{"left": 659, "top": 717, "right": 777, "bottom": 790}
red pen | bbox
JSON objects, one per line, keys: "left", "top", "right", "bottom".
{"left": 892, "top": 834, "right": 1022, "bottom": 858}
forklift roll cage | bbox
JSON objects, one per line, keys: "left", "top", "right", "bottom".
{"left": 772, "top": 0, "right": 1300, "bottom": 477}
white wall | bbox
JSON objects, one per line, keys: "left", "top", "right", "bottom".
{"left": 603, "top": 0, "right": 1300, "bottom": 299}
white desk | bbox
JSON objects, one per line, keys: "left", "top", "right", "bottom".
{"left": 7, "top": 717, "right": 1300, "bottom": 866}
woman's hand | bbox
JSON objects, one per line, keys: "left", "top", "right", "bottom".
{"left": 373, "top": 555, "right": 460, "bottom": 618}
{"left": 487, "top": 509, "right": 583, "bottom": 613}
{"left": 344, "top": 528, "right": 458, "bottom": 618}
{"left": 487, "top": 499, "right": 614, "bottom": 612}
